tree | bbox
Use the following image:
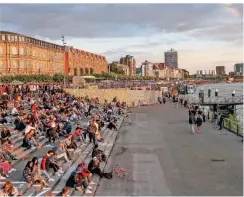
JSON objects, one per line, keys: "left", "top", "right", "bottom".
{"left": 80, "top": 68, "right": 84, "bottom": 76}
{"left": 109, "top": 62, "right": 125, "bottom": 75}
{"left": 85, "top": 68, "right": 89, "bottom": 75}
{"left": 90, "top": 68, "right": 94, "bottom": 75}
{"left": 74, "top": 68, "right": 78, "bottom": 76}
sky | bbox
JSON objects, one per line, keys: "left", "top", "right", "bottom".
{"left": 0, "top": 3, "right": 243, "bottom": 74}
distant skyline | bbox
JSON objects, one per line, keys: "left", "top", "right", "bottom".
{"left": 0, "top": 3, "right": 243, "bottom": 74}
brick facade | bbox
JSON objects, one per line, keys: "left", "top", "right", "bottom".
{"left": 0, "top": 31, "right": 108, "bottom": 76}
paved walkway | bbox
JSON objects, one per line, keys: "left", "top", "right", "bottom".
{"left": 95, "top": 103, "right": 243, "bottom": 196}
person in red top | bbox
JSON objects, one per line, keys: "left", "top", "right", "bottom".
{"left": 73, "top": 127, "right": 85, "bottom": 143}
{"left": 31, "top": 103, "right": 37, "bottom": 112}
{"left": 76, "top": 162, "right": 94, "bottom": 185}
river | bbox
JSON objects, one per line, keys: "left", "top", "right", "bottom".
{"left": 185, "top": 82, "right": 243, "bottom": 121}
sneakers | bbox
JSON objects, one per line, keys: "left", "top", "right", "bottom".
{"left": 0, "top": 176, "right": 6, "bottom": 180}
{"left": 85, "top": 189, "right": 92, "bottom": 194}
{"left": 48, "top": 178, "right": 55, "bottom": 182}
{"left": 55, "top": 172, "right": 62, "bottom": 176}
{"left": 87, "top": 186, "right": 93, "bottom": 189}
{"left": 90, "top": 181, "right": 95, "bottom": 185}
{"left": 8, "top": 168, "right": 17, "bottom": 173}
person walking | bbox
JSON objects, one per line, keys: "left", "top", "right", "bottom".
{"left": 213, "top": 111, "right": 218, "bottom": 129}
{"left": 219, "top": 113, "right": 224, "bottom": 130}
{"left": 196, "top": 114, "right": 203, "bottom": 132}
{"left": 189, "top": 111, "right": 195, "bottom": 134}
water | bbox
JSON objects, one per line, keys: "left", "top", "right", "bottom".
{"left": 185, "top": 82, "right": 243, "bottom": 121}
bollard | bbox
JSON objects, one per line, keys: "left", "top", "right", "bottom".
{"left": 208, "top": 87, "right": 211, "bottom": 98}
{"left": 232, "top": 90, "right": 235, "bottom": 98}
{"left": 215, "top": 89, "right": 218, "bottom": 97}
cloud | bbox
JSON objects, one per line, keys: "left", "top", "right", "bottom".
{"left": 222, "top": 4, "right": 243, "bottom": 17}
{"left": 0, "top": 3, "right": 237, "bottom": 41}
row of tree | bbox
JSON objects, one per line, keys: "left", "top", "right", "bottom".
{"left": 0, "top": 72, "right": 158, "bottom": 84}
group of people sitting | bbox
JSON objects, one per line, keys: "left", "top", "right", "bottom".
{"left": 0, "top": 83, "right": 127, "bottom": 197}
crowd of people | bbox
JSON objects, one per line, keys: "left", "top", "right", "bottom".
{"left": 0, "top": 83, "right": 127, "bottom": 196}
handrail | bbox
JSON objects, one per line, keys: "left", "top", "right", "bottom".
{"left": 208, "top": 111, "right": 243, "bottom": 137}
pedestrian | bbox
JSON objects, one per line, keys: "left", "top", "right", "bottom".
{"left": 213, "top": 111, "right": 218, "bottom": 129}
{"left": 163, "top": 97, "right": 166, "bottom": 104}
{"left": 219, "top": 113, "right": 224, "bottom": 130}
{"left": 196, "top": 115, "right": 203, "bottom": 132}
{"left": 189, "top": 111, "right": 195, "bottom": 134}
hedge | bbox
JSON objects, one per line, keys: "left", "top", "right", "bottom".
{"left": 0, "top": 74, "right": 72, "bottom": 83}
{"left": 0, "top": 72, "right": 158, "bottom": 84}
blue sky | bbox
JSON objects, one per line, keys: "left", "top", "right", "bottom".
{"left": 0, "top": 3, "right": 243, "bottom": 74}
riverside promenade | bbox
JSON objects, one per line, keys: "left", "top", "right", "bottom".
{"left": 95, "top": 103, "right": 243, "bottom": 196}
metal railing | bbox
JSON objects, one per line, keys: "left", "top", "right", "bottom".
{"left": 208, "top": 111, "right": 243, "bottom": 137}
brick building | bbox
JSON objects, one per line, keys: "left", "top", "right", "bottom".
{"left": 65, "top": 46, "right": 107, "bottom": 76}
{"left": 216, "top": 66, "right": 225, "bottom": 76}
{"left": 0, "top": 31, "right": 108, "bottom": 76}
{"left": 119, "top": 55, "right": 136, "bottom": 76}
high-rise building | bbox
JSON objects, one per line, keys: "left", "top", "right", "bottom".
{"left": 216, "top": 66, "right": 225, "bottom": 76}
{"left": 119, "top": 55, "right": 136, "bottom": 76}
{"left": 234, "top": 63, "right": 243, "bottom": 73}
{"left": 164, "top": 49, "right": 178, "bottom": 68}
{"left": 0, "top": 31, "right": 108, "bottom": 76}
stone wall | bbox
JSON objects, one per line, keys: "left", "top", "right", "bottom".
{"left": 65, "top": 88, "right": 162, "bottom": 107}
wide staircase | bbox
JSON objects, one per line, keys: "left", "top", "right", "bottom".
{"left": 0, "top": 104, "right": 126, "bottom": 196}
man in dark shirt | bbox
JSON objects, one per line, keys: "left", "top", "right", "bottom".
{"left": 92, "top": 145, "right": 106, "bottom": 162}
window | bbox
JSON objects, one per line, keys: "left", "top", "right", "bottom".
{"left": 11, "top": 36, "right": 14, "bottom": 41}
{"left": 19, "top": 60, "right": 25, "bottom": 69}
{"left": 22, "top": 37, "right": 25, "bottom": 42}
{"left": 7, "top": 36, "right": 10, "bottom": 41}
{"left": 19, "top": 47, "right": 25, "bottom": 55}
{"left": 11, "top": 46, "right": 17, "bottom": 55}
{"left": 2, "top": 35, "right": 5, "bottom": 41}
{"left": 0, "top": 60, "right": 3, "bottom": 69}
{"left": 26, "top": 48, "right": 30, "bottom": 56}
{"left": 15, "top": 36, "right": 18, "bottom": 41}
{"left": 11, "top": 60, "right": 18, "bottom": 68}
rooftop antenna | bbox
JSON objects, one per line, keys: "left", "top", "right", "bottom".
{"left": 61, "top": 35, "right": 67, "bottom": 46}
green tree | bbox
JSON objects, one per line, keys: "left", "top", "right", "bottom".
{"left": 90, "top": 68, "right": 94, "bottom": 75}
{"left": 85, "top": 68, "right": 89, "bottom": 75}
{"left": 80, "top": 68, "right": 84, "bottom": 76}
{"left": 74, "top": 68, "right": 78, "bottom": 76}
{"left": 109, "top": 62, "right": 125, "bottom": 75}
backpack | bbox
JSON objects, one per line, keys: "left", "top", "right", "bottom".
{"left": 103, "top": 172, "right": 113, "bottom": 179}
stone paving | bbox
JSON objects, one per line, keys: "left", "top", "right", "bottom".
{"left": 95, "top": 103, "right": 243, "bottom": 196}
